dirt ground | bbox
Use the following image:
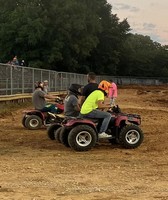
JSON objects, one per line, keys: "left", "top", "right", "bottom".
{"left": 0, "top": 85, "right": 168, "bottom": 200}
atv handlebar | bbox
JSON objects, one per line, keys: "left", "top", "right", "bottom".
{"left": 109, "top": 105, "right": 121, "bottom": 113}
{"left": 55, "top": 97, "right": 63, "bottom": 104}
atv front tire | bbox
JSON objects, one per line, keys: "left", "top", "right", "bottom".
{"left": 119, "top": 124, "right": 144, "bottom": 149}
{"left": 68, "top": 125, "right": 97, "bottom": 151}
{"left": 22, "top": 116, "right": 27, "bottom": 128}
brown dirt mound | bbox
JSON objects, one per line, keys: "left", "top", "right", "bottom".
{"left": 0, "top": 86, "right": 168, "bottom": 200}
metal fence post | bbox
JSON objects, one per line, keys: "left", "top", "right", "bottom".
{"left": 32, "top": 68, "right": 35, "bottom": 92}
{"left": 0, "top": 63, "right": 168, "bottom": 95}
{"left": 10, "top": 65, "right": 13, "bottom": 95}
{"left": 22, "top": 68, "right": 24, "bottom": 93}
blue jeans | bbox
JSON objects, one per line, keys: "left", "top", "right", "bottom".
{"left": 80, "top": 109, "right": 112, "bottom": 133}
{"left": 40, "top": 104, "right": 58, "bottom": 113}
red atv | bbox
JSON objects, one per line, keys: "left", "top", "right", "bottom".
{"left": 22, "top": 98, "right": 64, "bottom": 130}
{"left": 48, "top": 106, "right": 144, "bottom": 151}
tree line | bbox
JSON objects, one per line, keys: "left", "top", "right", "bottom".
{"left": 0, "top": 0, "right": 168, "bottom": 77}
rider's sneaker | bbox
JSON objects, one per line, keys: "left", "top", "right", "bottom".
{"left": 99, "top": 132, "right": 112, "bottom": 139}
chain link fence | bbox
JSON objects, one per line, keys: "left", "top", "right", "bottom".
{"left": 0, "top": 63, "right": 167, "bottom": 95}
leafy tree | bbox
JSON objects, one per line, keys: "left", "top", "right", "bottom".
{"left": 87, "top": 3, "right": 130, "bottom": 75}
{"left": 0, "top": 0, "right": 46, "bottom": 65}
{"left": 0, "top": 0, "right": 102, "bottom": 70}
{"left": 118, "top": 34, "right": 168, "bottom": 77}
{"left": 0, "top": 0, "right": 131, "bottom": 73}
{"left": 152, "top": 44, "right": 168, "bottom": 77}
{"left": 1, "top": 0, "right": 167, "bottom": 77}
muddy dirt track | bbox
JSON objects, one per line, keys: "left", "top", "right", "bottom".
{"left": 0, "top": 85, "right": 168, "bottom": 200}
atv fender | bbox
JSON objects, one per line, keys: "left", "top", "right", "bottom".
{"left": 23, "top": 110, "right": 46, "bottom": 121}
{"left": 65, "top": 118, "right": 96, "bottom": 128}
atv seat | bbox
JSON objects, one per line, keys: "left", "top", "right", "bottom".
{"left": 83, "top": 118, "right": 99, "bottom": 123}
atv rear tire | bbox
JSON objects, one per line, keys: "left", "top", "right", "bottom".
{"left": 119, "top": 124, "right": 144, "bottom": 149}
{"left": 68, "top": 125, "right": 97, "bottom": 151}
{"left": 55, "top": 126, "right": 63, "bottom": 143}
{"left": 47, "top": 125, "right": 61, "bottom": 140}
{"left": 25, "top": 115, "right": 42, "bottom": 130}
{"left": 59, "top": 127, "right": 70, "bottom": 147}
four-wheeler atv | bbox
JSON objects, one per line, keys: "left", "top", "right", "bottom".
{"left": 22, "top": 98, "right": 64, "bottom": 130}
{"left": 52, "top": 106, "right": 144, "bottom": 151}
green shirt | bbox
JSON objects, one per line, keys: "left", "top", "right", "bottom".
{"left": 80, "top": 90, "right": 104, "bottom": 114}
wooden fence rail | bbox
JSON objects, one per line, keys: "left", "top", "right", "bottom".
{"left": 0, "top": 91, "right": 67, "bottom": 104}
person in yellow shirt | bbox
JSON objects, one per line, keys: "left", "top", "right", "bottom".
{"left": 80, "top": 80, "right": 112, "bottom": 139}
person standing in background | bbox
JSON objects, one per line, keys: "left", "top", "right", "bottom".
{"left": 108, "top": 79, "right": 118, "bottom": 107}
{"left": 79, "top": 72, "right": 98, "bottom": 106}
{"left": 20, "top": 60, "right": 25, "bottom": 66}
{"left": 43, "top": 80, "right": 49, "bottom": 94}
{"left": 10, "top": 55, "right": 19, "bottom": 65}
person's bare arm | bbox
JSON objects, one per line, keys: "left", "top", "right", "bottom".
{"left": 97, "top": 100, "right": 110, "bottom": 110}
{"left": 79, "top": 96, "right": 85, "bottom": 106}
{"left": 74, "top": 104, "right": 81, "bottom": 111}
{"left": 44, "top": 94, "right": 60, "bottom": 100}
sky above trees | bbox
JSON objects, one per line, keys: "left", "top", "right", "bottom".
{"left": 107, "top": 0, "right": 168, "bottom": 45}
